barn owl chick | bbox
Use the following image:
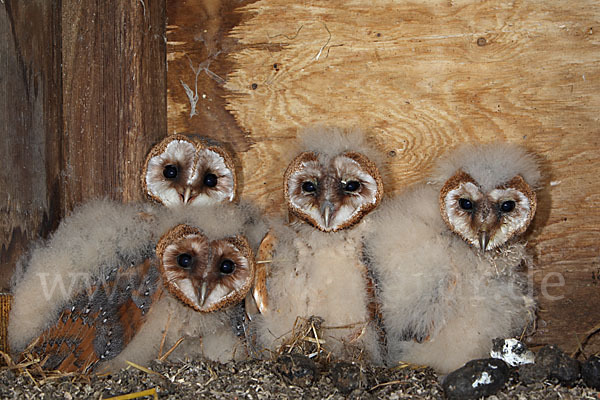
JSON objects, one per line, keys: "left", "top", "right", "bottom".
{"left": 364, "top": 143, "right": 540, "bottom": 373}
{"left": 142, "top": 134, "right": 237, "bottom": 207}
{"left": 9, "top": 200, "right": 265, "bottom": 373}
{"left": 252, "top": 127, "right": 386, "bottom": 363}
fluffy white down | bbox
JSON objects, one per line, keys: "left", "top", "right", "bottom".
{"left": 9, "top": 199, "right": 267, "bottom": 362}
{"left": 365, "top": 185, "right": 535, "bottom": 373}
{"left": 254, "top": 218, "right": 384, "bottom": 364}
{"left": 286, "top": 126, "right": 385, "bottom": 172}
{"left": 100, "top": 296, "right": 243, "bottom": 372}
{"left": 431, "top": 143, "right": 541, "bottom": 192}
{"left": 9, "top": 200, "right": 154, "bottom": 352}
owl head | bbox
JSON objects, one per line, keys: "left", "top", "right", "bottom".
{"left": 156, "top": 224, "right": 255, "bottom": 312}
{"left": 142, "top": 134, "right": 237, "bottom": 207}
{"left": 435, "top": 143, "right": 541, "bottom": 251}
{"left": 284, "top": 127, "right": 384, "bottom": 232}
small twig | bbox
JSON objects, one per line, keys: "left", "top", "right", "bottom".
{"left": 205, "top": 364, "right": 218, "bottom": 386}
{"left": 391, "top": 361, "right": 428, "bottom": 371}
{"left": 158, "top": 314, "right": 172, "bottom": 358}
{"left": 321, "top": 321, "right": 365, "bottom": 330}
{"left": 159, "top": 337, "right": 185, "bottom": 361}
{"left": 23, "top": 368, "right": 39, "bottom": 387}
{"left": 369, "top": 379, "right": 403, "bottom": 391}
{"left": 125, "top": 360, "right": 160, "bottom": 376}
{"left": 2, "top": 359, "right": 42, "bottom": 371}
{"left": 302, "top": 336, "right": 326, "bottom": 344}
{"left": 311, "top": 321, "right": 323, "bottom": 351}
{"left": 168, "top": 363, "right": 191, "bottom": 383}
{"left": 0, "top": 350, "right": 14, "bottom": 367}
{"left": 104, "top": 388, "right": 158, "bottom": 400}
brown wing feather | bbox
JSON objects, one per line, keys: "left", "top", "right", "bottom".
{"left": 29, "top": 258, "right": 164, "bottom": 373}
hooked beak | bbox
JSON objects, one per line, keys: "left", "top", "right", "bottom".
{"left": 321, "top": 200, "right": 335, "bottom": 229}
{"left": 478, "top": 231, "right": 490, "bottom": 252}
{"left": 183, "top": 187, "right": 192, "bottom": 204}
{"left": 199, "top": 281, "right": 208, "bottom": 307}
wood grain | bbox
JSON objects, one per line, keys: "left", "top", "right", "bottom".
{"left": 168, "top": 0, "right": 600, "bottom": 354}
{"left": 0, "top": 1, "right": 62, "bottom": 290}
{"left": 61, "top": 0, "right": 167, "bottom": 211}
{"left": 1, "top": 0, "right": 167, "bottom": 291}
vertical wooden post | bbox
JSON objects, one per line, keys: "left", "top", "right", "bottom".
{"left": 0, "top": 0, "right": 167, "bottom": 290}
{"left": 0, "top": 1, "right": 62, "bottom": 289}
{"left": 61, "top": 0, "right": 167, "bottom": 210}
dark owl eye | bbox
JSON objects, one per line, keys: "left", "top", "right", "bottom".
{"left": 163, "top": 164, "right": 178, "bottom": 179}
{"left": 220, "top": 259, "right": 235, "bottom": 274}
{"left": 343, "top": 180, "right": 361, "bottom": 192}
{"left": 203, "top": 173, "right": 218, "bottom": 188}
{"left": 458, "top": 198, "right": 473, "bottom": 210}
{"left": 302, "top": 181, "right": 317, "bottom": 193}
{"left": 500, "top": 200, "right": 516, "bottom": 213}
{"left": 177, "top": 253, "right": 193, "bottom": 269}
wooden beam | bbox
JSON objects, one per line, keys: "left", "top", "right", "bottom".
{"left": 1, "top": 0, "right": 167, "bottom": 290}
{"left": 61, "top": 0, "right": 167, "bottom": 211}
{"left": 0, "top": 1, "right": 62, "bottom": 289}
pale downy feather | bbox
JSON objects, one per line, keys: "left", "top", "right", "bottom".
{"left": 431, "top": 143, "right": 541, "bottom": 191}
{"left": 100, "top": 296, "right": 244, "bottom": 371}
{"left": 9, "top": 198, "right": 267, "bottom": 367}
{"left": 254, "top": 217, "right": 384, "bottom": 364}
{"left": 365, "top": 148, "right": 537, "bottom": 373}
{"left": 253, "top": 126, "right": 386, "bottom": 363}
{"left": 9, "top": 199, "right": 155, "bottom": 352}
{"left": 285, "top": 125, "right": 385, "bottom": 173}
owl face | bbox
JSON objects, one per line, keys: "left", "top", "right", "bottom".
{"left": 440, "top": 170, "right": 537, "bottom": 251}
{"left": 156, "top": 224, "right": 255, "bottom": 312}
{"left": 284, "top": 150, "right": 383, "bottom": 232}
{"left": 143, "top": 135, "right": 236, "bottom": 207}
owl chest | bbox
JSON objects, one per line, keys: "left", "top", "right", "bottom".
{"left": 292, "top": 236, "right": 370, "bottom": 322}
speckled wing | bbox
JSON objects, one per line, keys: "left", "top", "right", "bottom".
{"left": 29, "top": 259, "right": 163, "bottom": 373}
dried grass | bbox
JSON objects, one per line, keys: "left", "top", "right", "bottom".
{"left": 0, "top": 349, "right": 89, "bottom": 385}
{"left": 276, "top": 316, "right": 328, "bottom": 360}
{"left": 272, "top": 315, "right": 372, "bottom": 363}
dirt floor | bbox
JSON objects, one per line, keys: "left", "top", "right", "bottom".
{"left": 0, "top": 354, "right": 598, "bottom": 399}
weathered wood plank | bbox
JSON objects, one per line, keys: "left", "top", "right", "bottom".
{"left": 167, "top": 0, "right": 600, "bottom": 355}
{"left": 0, "top": 1, "right": 62, "bottom": 290}
{"left": 1, "top": 0, "right": 167, "bottom": 291}
{"left": 61, "top": 0, "right": 167, "bottom": 211}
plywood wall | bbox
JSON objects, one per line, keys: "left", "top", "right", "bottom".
{"left": 167, "top": 0, "right": 600, "bottom": 355}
